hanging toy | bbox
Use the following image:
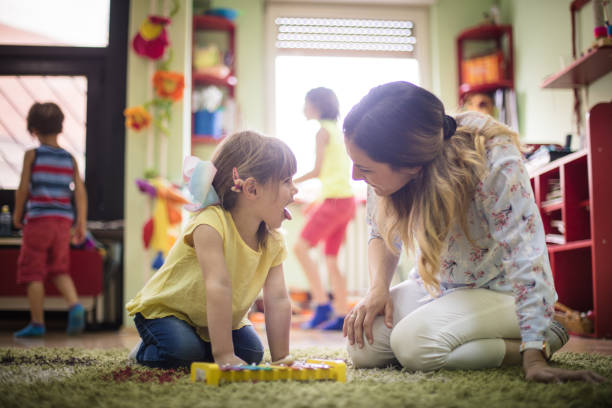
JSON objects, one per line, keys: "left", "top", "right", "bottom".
{"left": 132, "top": 15, "right": 171, "bottom": 60}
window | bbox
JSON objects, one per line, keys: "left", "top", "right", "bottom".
{"left": 0, "top": 0, "right": 128, "bottom": 221}
{"left": 0, "top": 75, "right": 87, "bottom": 189}
{"left": 265, "top": 3, "right": 430, "bottom": 200}
{"left": 0, "top": 0, "right": 110, "bottom": 47}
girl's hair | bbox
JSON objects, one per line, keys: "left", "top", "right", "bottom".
{"left": 306, "top": 87, "right": 340, "bottom": 120}
{"left": 343, "top": 81, "right": 520, "bottom": 296}
{"left": 27, "top": 102, "right": 64, "bottom": 135}
{"left": 211, "top": 131, "right": 297, "bottom": 247}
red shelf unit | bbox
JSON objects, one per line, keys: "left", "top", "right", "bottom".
{"left": 541, "top": 45, "right": 612, "bottom": 89}
{"left": 528, "top": 102, "right": 612, "bottom": 338}
{"left": 191, "top": 135, "right": 226, "bottom": 145}
{"left": 456, "top": 24, "right": 514, "bottom": 103}
{"left": 191, "top": 14, "right": 236, "bottom": 145}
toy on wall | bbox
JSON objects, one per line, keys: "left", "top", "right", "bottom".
{"left": 132, "top": 15, "right": 171, "bottom": 60}
{"left": 136, "top": 177, "right": 188, "bottom": 270}
{"left": 190, "top": 359, "right": 347, "bottom": 386}
{"left": 123, "top": 106, "right": 153, "bottom": 131}
{"left": 153, "top": 70, "right": 185, "bottom": 101}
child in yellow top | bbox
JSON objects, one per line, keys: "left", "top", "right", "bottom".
{"left": 293, "top": 87, "right": 356, "bottom": 331}
{"left": 126, "top": 131, "right": 298, "bottom": 368}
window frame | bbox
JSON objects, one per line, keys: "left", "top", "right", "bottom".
{"left": 264, "top": 1, "right": 430, "bottom": 136}
{"left": 0, "top": 0, "right": 129, "bottom": 221}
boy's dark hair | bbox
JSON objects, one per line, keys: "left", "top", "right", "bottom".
{"left": 27, "top": 102, "right": 64, "bottom": 135}
{"left": 306, "top": 87, "right": 340, "bottom": 120}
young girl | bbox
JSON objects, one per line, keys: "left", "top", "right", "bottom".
{"left": 126, "top": 131, "right": 298, "bottom": 368}
{"left": 342, "top": 82, "right": 604, "bottom": 383}
{"left": 293, "top": 87, "right": 355, "bottom": 331}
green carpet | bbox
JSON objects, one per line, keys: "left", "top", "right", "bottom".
{"left": 1, "top": 347, "right": 611, "bottom": 408}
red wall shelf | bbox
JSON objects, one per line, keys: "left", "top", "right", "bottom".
{"left": 541, "top": 45, "right": 612, "bottom": 89}
{"left": 191, "top": 14, "right": 236, "bottom": 146}
{"left": 192, "top": 72, "right": 237, "bottom": 88}
{"left": 547, "top": 239, "right": 592, "bottom": 253}
{"left": 457, "top": 24, "right": 511, "bottom": 40}
{"left": 456, "top": 24, "right": 514, "bottom": 103}
{"left": 192, "top": 135, "right": 225, "bottom": 145}
{"left": 193, "top": 15, "right": 235, "bottom": 31}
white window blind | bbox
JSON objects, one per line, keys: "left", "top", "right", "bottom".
{"left": 274, "top": 17, "right": 416, "bottom": 55}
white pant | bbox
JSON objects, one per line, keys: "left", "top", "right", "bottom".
{"left": 348, "top": 279, "right": 521, "bottom": 371}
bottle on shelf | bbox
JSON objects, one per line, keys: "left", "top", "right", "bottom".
{"left": 0, "top": 205, "right": 12, "bottom": 237}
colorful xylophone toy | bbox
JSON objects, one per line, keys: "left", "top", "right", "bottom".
{"left": 190, "top": 359, "right": 346, "bottom": 386}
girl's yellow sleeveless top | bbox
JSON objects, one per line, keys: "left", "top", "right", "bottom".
{"left": 318, "top": 119, "right": 353, "bottom": 199}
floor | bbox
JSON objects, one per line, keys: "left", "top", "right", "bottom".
{"left": 1, "top": 326, "right": 611, "bottom": 356}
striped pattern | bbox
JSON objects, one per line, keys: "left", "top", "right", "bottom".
{"left": 26, "top": 145, "right": 74, "bottom": 222}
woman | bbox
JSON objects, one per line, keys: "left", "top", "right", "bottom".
{"left": 342, "top": 81, "right": 604, "bottom": 383}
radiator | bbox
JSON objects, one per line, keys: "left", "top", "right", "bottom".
{"left": 337, "top": 201, "right": 369, "bottom": 297}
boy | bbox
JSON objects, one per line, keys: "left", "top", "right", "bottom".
{"left": 13, "top": 102, "right": 87, "bottom": 337}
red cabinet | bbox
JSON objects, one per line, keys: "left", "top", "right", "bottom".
{"left": 528, "top": 102, "right": 612, "bottom": 338}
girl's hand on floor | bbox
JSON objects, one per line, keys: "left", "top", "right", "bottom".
{"left": 523, "top": 350, "right": 607, "bottom": 383}
{"left": 271, "top": 354, "right": 294, "bottom": 366}
{"left": 215, "top": 353, "right": 246, "bottom": 367}
{"left": 343, "top": 286, "right": 393, "bottom": 348}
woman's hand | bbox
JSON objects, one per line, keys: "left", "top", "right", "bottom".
{"left": 215, "top": 352, "right": 246, "bottom": 367}
{"left": 522, "top": 349, "right": 606, "bottom": 383}
{"left": 343, "top": 286, "right": 393, "bottom": 348}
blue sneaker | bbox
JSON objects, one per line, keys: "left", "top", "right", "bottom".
{"left": 301, "top": 303, "right": 333, "bottom": 329}
{"left": 320, "top": 316, "right": 345, "bottom": 331}
{"left": 14, "top": 323, "right": 45, "bottom": 338}
{"left": 67, "top": 304, "right": 85, "bottom": 335}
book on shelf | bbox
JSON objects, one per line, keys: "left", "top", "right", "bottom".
{"left": 551, "top": 219, "right": 565, "bottom": 234}
{"left": 545, "top": 233, "right": 566, "bottom": 245}
{"left": 541, "top": 197, "right": 563, "bottom": 207}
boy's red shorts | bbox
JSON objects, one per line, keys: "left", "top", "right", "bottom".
{"left": 17, "top": 217, "right": 73, "bottom": 284}
{"left": 300, "top": 197, "right": 356, "bottom": 256}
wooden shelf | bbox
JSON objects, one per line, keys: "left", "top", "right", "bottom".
{"left": 192, "top": 72, "right": 237, "bottom": 88}
{"left": 541, "top": 45, "right": 612, "bottom": 89}
{"left": 530, "top": 102, "right": 612, "bottom": 337}
{"left": 542, "top": 200, "right": 563, "bottom": 213}
{"left": 528, "top": 149, "right": 587, "bottom": 178}
{"left": 459, "top": 80, "right": 513, "bottom": 97}
{"left": 457, "top": 24, "right": 511, "bottom": 40}
{"left": 547, "top": 239, "right": 592, "bottom": 253}
{"left": 192, "top": 135, "right": 226, "bottom": 145}
{"left": 193, "top": 15, "right": 234, "bottom": 31}
{"left": 456, "top": 24, "right": 514, "bottom": 105}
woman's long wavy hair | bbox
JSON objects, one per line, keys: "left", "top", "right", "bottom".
{"left": 343, "top": 82, "right": 520, "bottom": 296}
{"left": 211, "top": 131, "right": 297, "bottom": 248}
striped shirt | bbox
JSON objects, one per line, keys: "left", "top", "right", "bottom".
{"left": 26, "top": 145, "right": 75, "bottom": 222}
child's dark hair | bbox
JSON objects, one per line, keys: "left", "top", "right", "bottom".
{"left": 306, "top": 87, "right": 340, "bottom": 120}
{"left": 27, "top": 102, "right": 64, "bottom": 135}
{"left": 211, "top": 131, "right": 297, "bottom": 247}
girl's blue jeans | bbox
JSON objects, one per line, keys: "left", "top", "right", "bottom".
{"left": 133, "top": 313, "right": 264, "bottom": 368}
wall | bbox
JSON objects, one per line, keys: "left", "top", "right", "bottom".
{"left": 500, "top": 0, "right": 611, "bottom": 147}
{"left": 123, "top": 0, "right": 191, "bottom": 326}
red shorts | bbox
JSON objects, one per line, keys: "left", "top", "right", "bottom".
{"left": 300, "top": 197, "right": 356, "bottom": 256}
{"left": 17, "top": 217, "right": 73, "bottom": 284}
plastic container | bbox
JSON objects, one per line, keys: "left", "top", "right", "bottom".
{"left": 0, "top": 205, "right": 12, "bottom": 236}
{"left": 194, "top": 109, "right": 223, "bottom": 138}
{"left": 204, "top": 8, "right": 238, "bottom": 21}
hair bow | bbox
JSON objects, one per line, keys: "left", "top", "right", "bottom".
{"left": 182, "top": 156, "right": 220, "bottom": 211}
